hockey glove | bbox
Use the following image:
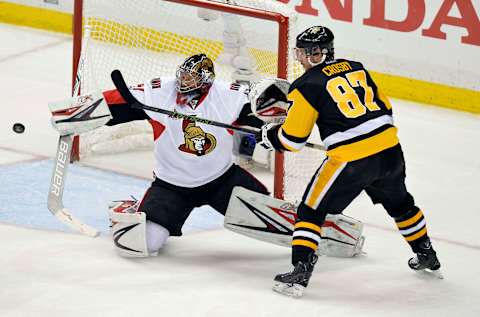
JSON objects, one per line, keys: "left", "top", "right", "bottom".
{"left": 249, "top": 78, "right": 290, "bottom": 124}
{"left": 49, "top": 91, "right": 112, "bottom": 136}
{"left": 256, "top": 123, "right": 278, "bottom": 151}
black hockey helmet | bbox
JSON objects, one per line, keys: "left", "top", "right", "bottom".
{"left": 176, "top": 53, "right": 215, "bottom": 93}
{"left": 295, "top": 26, "right": 334, "bottom": 61}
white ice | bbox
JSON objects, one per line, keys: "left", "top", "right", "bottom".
{"left": 1, "top": 24, "right": 480, "bottom": 317}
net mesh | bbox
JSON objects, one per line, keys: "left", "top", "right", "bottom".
{"left": 77, "top": 0, "right": 324, "bottom": 203}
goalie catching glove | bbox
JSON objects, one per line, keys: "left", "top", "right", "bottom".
{"left": 248, "top": 78, "right": 291, "bottom": 151}
{"left": 249, "top": 78, "right": 290, "bottom": 124}
{"left": 49, "top": 91, "right": 112, "bottom": 136}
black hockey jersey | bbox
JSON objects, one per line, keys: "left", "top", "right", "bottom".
{"left": 277, "top": 58, "right": 399, "bottom": 162}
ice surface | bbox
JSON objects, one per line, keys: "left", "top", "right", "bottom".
{"left": 1, "top": 23, "right": 480, "bottom": 316}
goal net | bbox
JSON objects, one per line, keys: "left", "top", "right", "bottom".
{"left": 72, "top": 0, "right": 324, "bottom": 203}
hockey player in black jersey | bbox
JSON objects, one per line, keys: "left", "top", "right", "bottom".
{"left": 256, "top": 26, "right": 441, "bottom": 297}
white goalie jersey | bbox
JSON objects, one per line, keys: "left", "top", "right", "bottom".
{"left": 128, "top": 78, "right": 249, "bottom": 187}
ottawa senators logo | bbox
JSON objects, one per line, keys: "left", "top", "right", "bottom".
{"left": 178, "top": 119, "right": 216, "bottom": 156}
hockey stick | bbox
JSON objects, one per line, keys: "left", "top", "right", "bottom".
{"left": 47, "top": 27, "right": 99, "bottom": 237}
{"left": 110, "top": 70, "right": 325, "bottom": 151}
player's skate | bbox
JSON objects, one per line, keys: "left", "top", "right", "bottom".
{"left": 272, "top": 254, "right": 318, "bottom": 298}
{"left": 408, "top": 238, "right": 443, "bottom": 279}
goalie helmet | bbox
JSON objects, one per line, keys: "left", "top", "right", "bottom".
{"left": 295, "top": 25, "right": 334, "bottom": 62}
{"left": 175, "top": 53, "right": 215, "bottom": 93}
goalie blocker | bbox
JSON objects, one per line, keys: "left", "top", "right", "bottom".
{"left": 225, "top": 187, "right": 365, "bottom": 257}
{"left": 49, "top": 91, "right": 112, "bottom": 136}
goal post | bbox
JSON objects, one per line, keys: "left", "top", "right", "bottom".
{"left": 70, "top": 0, "right": 324, "bottom": 202}
{"left": 71, "top": 0, "right": 83, "bottom": 162}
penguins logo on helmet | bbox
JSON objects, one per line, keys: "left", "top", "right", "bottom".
{"left": 295, "top": 26, "right": 335, "bottom": 62}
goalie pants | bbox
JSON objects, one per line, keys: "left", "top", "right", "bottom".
{"left": 137, "top": 164, "right": 268, "bottom": 236}
{"left": 293, "top": 144, "right": 430, "bottom": 263}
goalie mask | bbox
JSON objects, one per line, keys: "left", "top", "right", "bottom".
{"left": 175, "top": 54, "right": 215, "bottom": 108}
{"left": 249, "top": 78, "right": 291, "bottom": 123}
{"left": 176, "top": 54, "right": 215, "bottom": 93}
{"left": 294, "top": 26, "right": 334, "bottom": 65}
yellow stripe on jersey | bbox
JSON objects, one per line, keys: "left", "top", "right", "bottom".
{"left": 305, "top": 159, "right": 346, "bottom": 209}
{"left": 326, "top": 127, "right": 399, "bottom": 162}
{"left": 396, "top": 210, "right": 424, "bottom": 228}
{"left": 277, "top": 127, "right": 303, "bottom": 152}
{"left": 377, "top": 88, "right": 392, "bottom": 110}
{"left": 294, "top": 221, "right": 322, "bottom": 234}
{"left": 278, "top": 88, "right": 318, "bottom": 150}
{"left": 292, "top": 239, "right": 318, "bottom": 250}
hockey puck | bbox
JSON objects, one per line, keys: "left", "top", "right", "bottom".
{"left": 13, "top": 123, "right": 25, "bottom": 134}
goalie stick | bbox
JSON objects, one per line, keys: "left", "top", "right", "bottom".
{"left": 47, "top": 27, "right": 99, "bottom": 237}
{"left": 47, "top": 135, "right": 99, "bottom": 237}
{"left": 110, "top": 70, "right": 325, "bottom": 151}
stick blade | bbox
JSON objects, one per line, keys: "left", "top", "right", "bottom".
{"left": 56, "top": 208, "right": 100, "bottom": 237}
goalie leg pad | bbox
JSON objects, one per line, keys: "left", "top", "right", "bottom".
{"left": 108, "top": 200, "right": 169, "bottom": 257}
{"left": 317, "top": 214, "right": 365, "bottom": 257}
{"left": 225, "top": 187, "right": 297, "bottom": 247}
{"left": 225, "top": 187, "right": 365, "bottom": 257}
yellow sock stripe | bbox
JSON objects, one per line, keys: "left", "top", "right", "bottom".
{"left": 396, "top": 210, "right": 424, "bottom": 228}
{"left": 404, "top": 227, "right": 428, "bottom": 242}
{"left": 294, "top": 222, "right": 322, "bottom": 234}
{"left": 292, "top": 239, "right": 318, "bottom": 251}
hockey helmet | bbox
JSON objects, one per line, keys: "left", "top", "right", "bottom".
{"left": 295, "top": 26, "right": 334, "bottom": 61}
{"left": 176, "top": 53, "right": 215, "bottom": 93}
